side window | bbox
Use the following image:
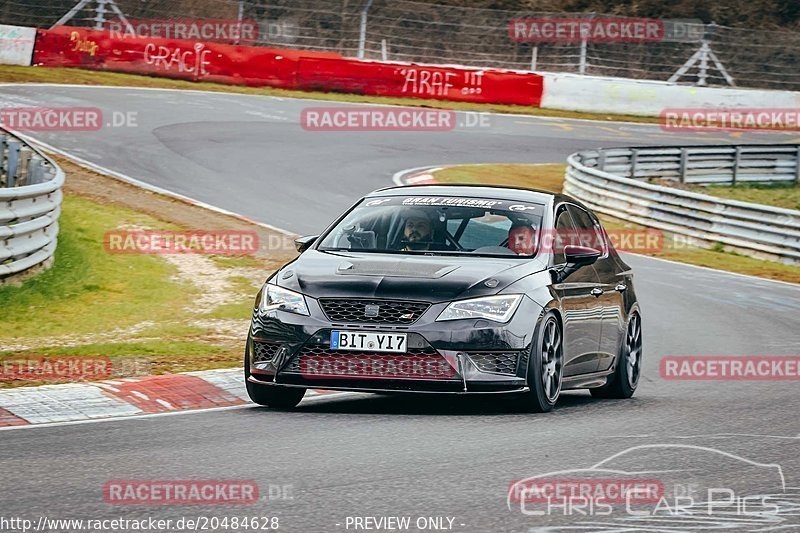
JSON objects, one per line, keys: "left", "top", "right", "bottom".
{"left": 553, "top": 205, "right": 575, "bottom": 264}
{"left": 567, "top": 205, "right": 607, "bottom": 255}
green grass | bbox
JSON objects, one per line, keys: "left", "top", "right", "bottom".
{"left": 688, "top": 182, "right": 800, "bottom": 211}
{"left": 435, "top": 163, "right": 567, "bottom": 192}
{"left": 0, "top": 194, "right": 262, "bottom": 386}
{"left": 0, "top": 196, "right": 187, "bottom": 338}
{"left": 434, "top": 163, "right": 800, "bottom": 284}
{"left": 0, "top": 65, "right": 656, "bottom": 124}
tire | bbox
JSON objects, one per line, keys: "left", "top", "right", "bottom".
{"left": 590, "top": 311, "right": 642, "bottom": 399}
{"left": 520, "top": 313, "right": 563, "bottom": 412}
{"left": 244, "top": 342, "right": 306, "bottom": 408}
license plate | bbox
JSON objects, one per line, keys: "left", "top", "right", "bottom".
{"left": 331, "top": 331, "right": 407, "bottom": 353}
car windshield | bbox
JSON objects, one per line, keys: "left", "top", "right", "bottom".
{"left": 317, "top": 195, "right": 545, "bottom": 257}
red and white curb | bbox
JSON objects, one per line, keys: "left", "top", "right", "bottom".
{"left": 0, "top": 369, "right": 337, "bottom": 427}
{"left": 392, "top": 166, "right": 443, "bottom": 187}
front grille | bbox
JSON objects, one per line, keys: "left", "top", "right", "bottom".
{"left": 285, "top": 345, "right": 440, "bottom": 372}
{"left": 252, "top": 340, "right": 281, "bottom": 363}
{"left": 467, "top": 351, "right": 524, "bottom": 375}
{"left": 284, "top": 344, "right": 455, "bottom": 379}
{"left": 318, "top": 298, "right": 430, "bottom": 325}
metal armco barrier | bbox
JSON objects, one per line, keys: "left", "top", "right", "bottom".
{"left": 564, "top": 144, "right": 800, "bottom": 265}
{"left": 0, "top": 130, "right": 63, "bottom": 280}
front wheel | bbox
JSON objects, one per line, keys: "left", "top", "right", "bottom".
{"left": 520, "top": 313, "right": 563, "bottom": 412}
{"left": 245, "top": 342, "right": 306, "bottom": 408}
{"left": 591, "top": 311, "right": 642, "bottom": 399}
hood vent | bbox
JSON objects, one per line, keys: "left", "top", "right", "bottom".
{"left": 337, "top": 260, "right": 457, "bottom": 279}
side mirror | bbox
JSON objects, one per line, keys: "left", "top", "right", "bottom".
{"left": 551, "top": 245, "right": 602, "bottom": 284}
{"left": 564, "top": 245, "right": 601, "bottom": 266}
{"left": 294, "top": 235, "right": 318, "bottom": 253}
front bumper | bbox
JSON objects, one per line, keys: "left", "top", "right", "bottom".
{"left": 247, "top": 295, "right": 542, "bottom": 394}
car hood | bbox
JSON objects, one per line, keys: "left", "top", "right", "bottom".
{"left": 276, "top": 250, "right": 547, "bottom": 303}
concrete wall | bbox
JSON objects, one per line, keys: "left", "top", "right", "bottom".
{"left": 540, "top": 72, "right": 800, "bottom": 116}
{"left": 0, "top": 24, "right": 36, "bottom": 66}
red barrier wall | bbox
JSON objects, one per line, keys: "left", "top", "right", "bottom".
{"left": 32, "top": 26, "right": 339, "bottom": 88}
{"left": 297, "top": 57, "right": 543, "bottom": 106}
{"left": 32, "top": 26, "right": 543, "bottom": 106}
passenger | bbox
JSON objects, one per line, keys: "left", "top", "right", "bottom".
{"left": 508, "top": 222, "right": 537, "bottom": 255}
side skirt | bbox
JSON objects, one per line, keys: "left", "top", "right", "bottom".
{"left": 561, "top": 369, "right": 614, "bottom": 390}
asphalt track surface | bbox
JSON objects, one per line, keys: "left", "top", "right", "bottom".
{"left": 1, "top": 85, "right": 800, "bottom": 532}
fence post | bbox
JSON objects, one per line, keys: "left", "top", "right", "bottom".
{"left": 27, "top": 157, "right": 42, "bottom": 186}
{"left": 578, "top": 15, "right": 593, "bottom": 75}
{"left": 18, "top": 148, "right": 32, "bottom": 186}
{"left": 0, "top": 135, "right": 7, "bottom": 188}
{"left": 630, "top": 148, "right": 639, "bottom": 179}
{"left": 598, "top": 149, "right": 607, "bottom": 171}
{"left": 7, "top": 141, "right": 21, "bottom": 188}
{"left": 235, "top": 0, "right": 244, "bottom": 45}
{"left": 679, "top": 148, "right": 688, "bottom": 184}
{"left": 93, "top": 0, "right": 108, "bottom": 30}
{"left": 795, "top": 145, "right": 800, "bottom": 184}
{"left": 732, "top": 146, "right": 741, "bottom": 185}
{"left": 357, "top": 0, "right": 374, "bottom": 60}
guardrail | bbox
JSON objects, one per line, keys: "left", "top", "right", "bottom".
{"left": 0, "top": 130, "right": 63, "bottom": 281}
{"left": 564, "top": 144, "right": 800, "bottom": 265}
{"left": 589, "top": 145, "right": 800, "bottom": 185}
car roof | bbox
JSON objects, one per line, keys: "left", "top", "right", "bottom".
{"left": 369, "top": 184, "right": 578, "bottom": 208}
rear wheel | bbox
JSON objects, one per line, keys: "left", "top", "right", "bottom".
{"left": 591, "top": 311, "right": 642, "bottom": 399}
{"left": 520, "top": 314, "right": 563, "bottom": 412}
{"left": 245, "top": 343, "right": 306, "bottom": 408}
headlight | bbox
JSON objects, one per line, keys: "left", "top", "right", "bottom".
{"left": 436, "top": 295, "right": 522, "bottom": 323}
{"left": 260, "top": 283, "right": 310, "bottom": 316}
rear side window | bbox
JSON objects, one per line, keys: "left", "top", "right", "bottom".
{"left": 567, "top": 205, "right": 607, "bottom": 255}
{"left": 553, "top": 205, "right": 575, "bottom": 264}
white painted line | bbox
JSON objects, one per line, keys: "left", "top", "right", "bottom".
{"left": 621, "top": 252, "right": 800, "bottom": 289}
{"left": 130, "top": 390, "right": 149, "bottom": 401}
{"left": 155, "top": 399, "right": 174, "bottom": 409}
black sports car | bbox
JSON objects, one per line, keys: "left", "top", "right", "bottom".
{"left": 245, "top": 185, "right": 642, "bottom": 412}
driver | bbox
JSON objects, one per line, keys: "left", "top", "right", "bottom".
{"left": 401, "top": 209, "right": 434, "bottom": 251}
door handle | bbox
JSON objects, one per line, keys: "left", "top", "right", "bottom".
{"left": 590, "top": 287, "right": 604, "bottom": 297}
{"left": 615, "top": 283, "right": 627, "bottom": 292}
